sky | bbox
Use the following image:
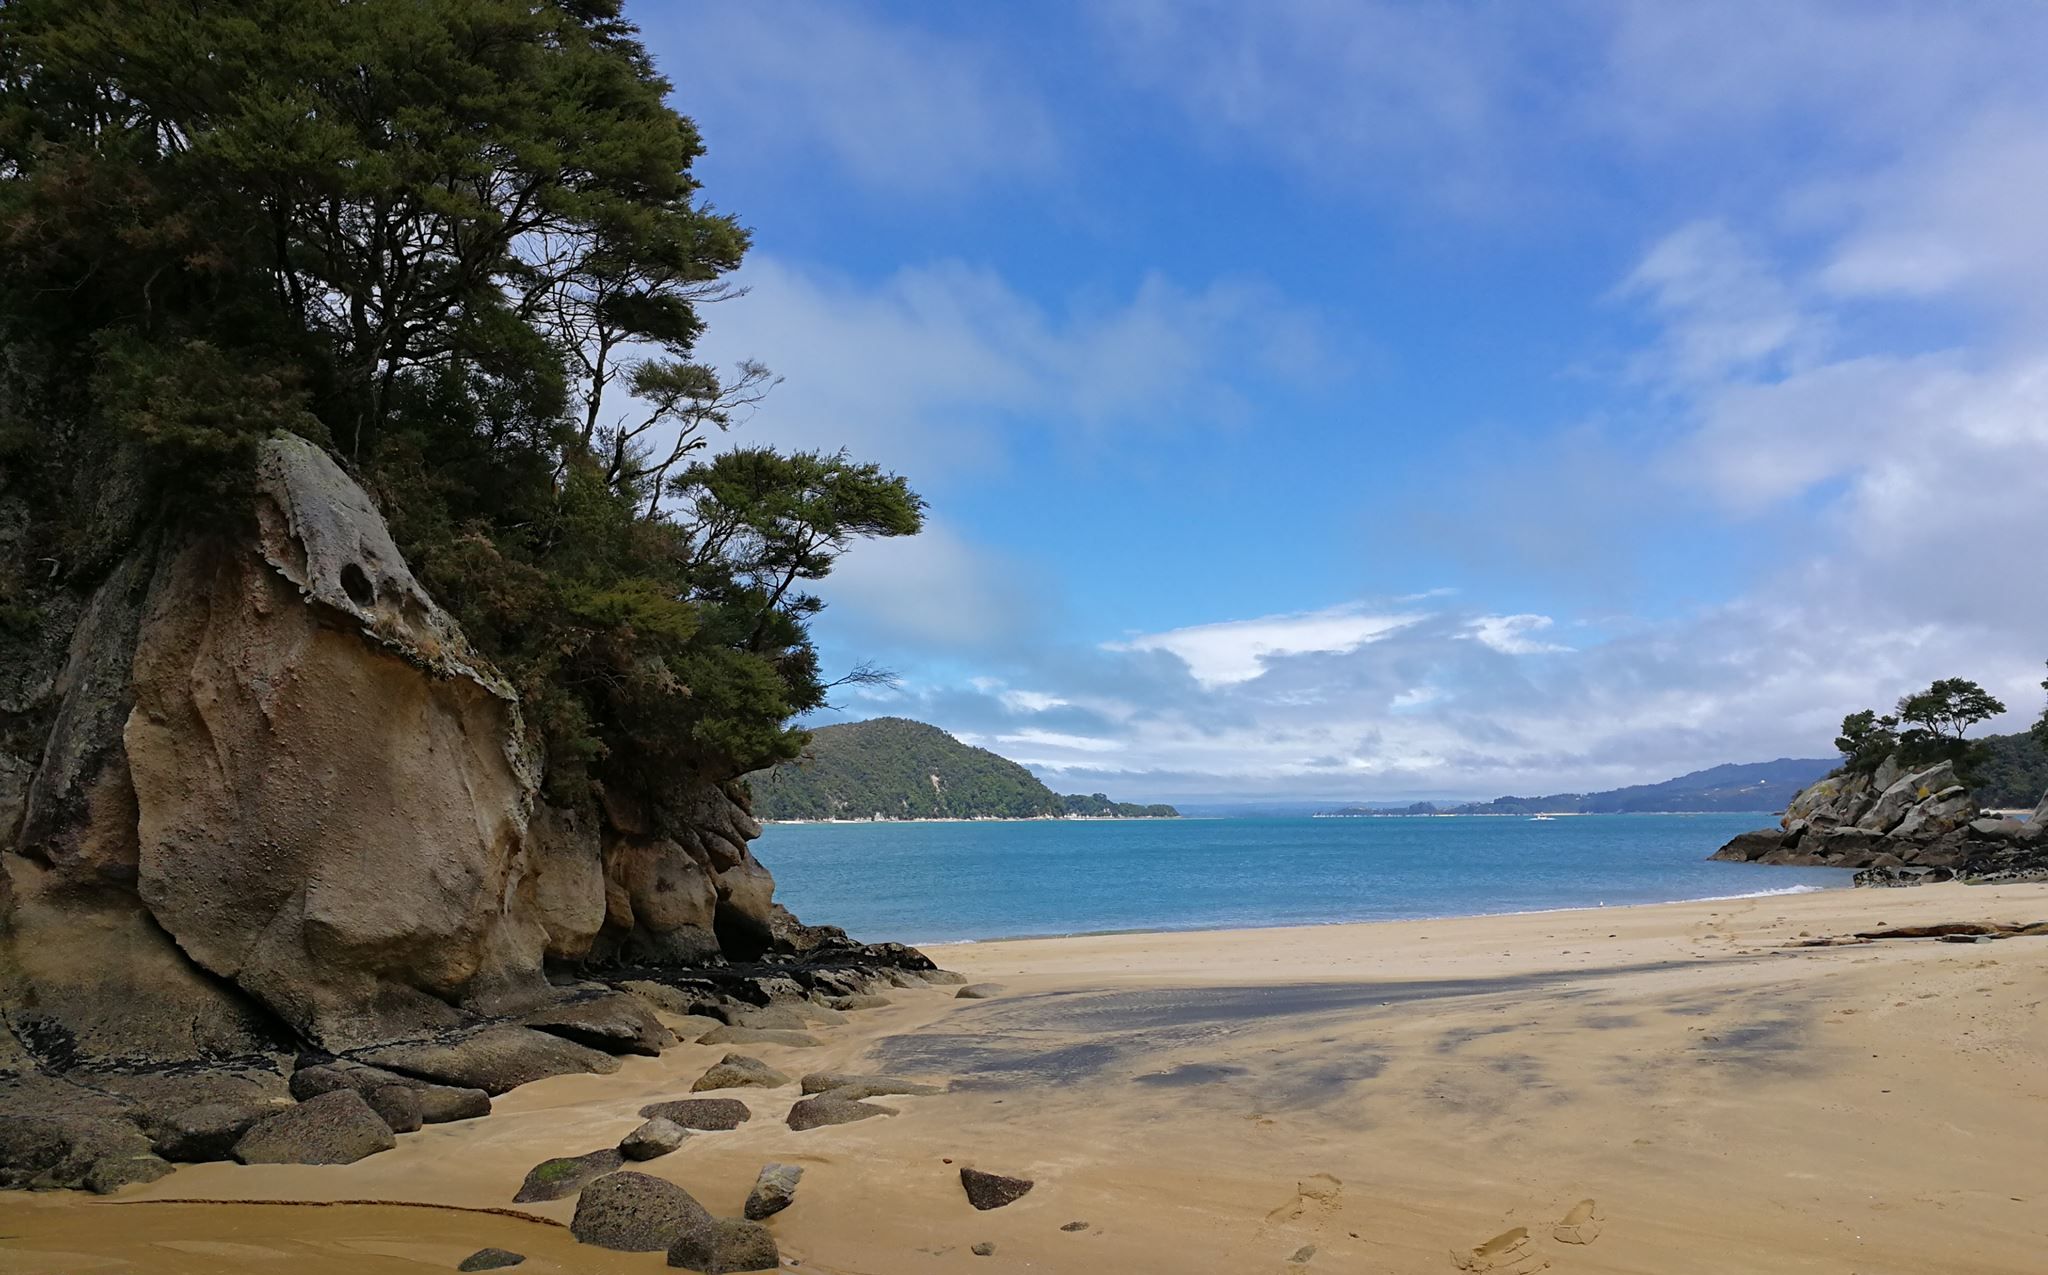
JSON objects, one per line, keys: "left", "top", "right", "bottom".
{"left": 635, "top": 0, "right": 2048, "bottom": 803}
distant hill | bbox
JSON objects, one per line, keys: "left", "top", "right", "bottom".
{"left": 1321, "top": 757, "right": 1839, "bottom": 817}
{"left": 744, "top": 717, "right": 1179, "bottom": 821}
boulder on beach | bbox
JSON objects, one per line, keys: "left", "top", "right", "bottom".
{"left": 231, "top": 1090, "right": 396, "bottom": 1166}
{"left": 512, "top": 1148, "right": 624, "bottom": 1203}
{"left": 352, "top": 1026, "right": 622, "bottom": 1096}
{"left": 696, "top": 1025, "right": 821, "bottom": 1049}
{"left": 744, "top": 1163, "right": 803, "bottom": 1219}
{"left": 960, "top": 1166, "right": 1034, "bottom": 1210}
{"left": 691, "top": 1054, "right": 790, "bottom": 1092}
{"left": 458, "top": 1249, "right": 526, "bottom": 1271}
{"left": 667, "top": 1215, "right": 780, "bottom": 1273}
{"left": 955, "top": 983, "right": 1005, "bottom": 999}
{"left": 638, "top": 1097, "right": 752, "bottom": 1130}
{"left": 154, "top": 1100, "right": 280, "bottom": 1163}
{"left": 620, "top": 1117, "right": 689, "bottom": 1161}
{"left": 798, "top": 1072, "right": 941, "bottom": 1099}
{"left": 570, "top": 1171, "right": 713, "bottom": 1253}
{"left": 786, "top": 1093, "right": 897, "bottom": 1130}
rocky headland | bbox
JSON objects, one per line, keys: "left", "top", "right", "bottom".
{"left": 1710, "top": 754, "right": 2048, "bottom": 885}
{"left": 0, "top": 437, "right": 942, "bottom": 1195}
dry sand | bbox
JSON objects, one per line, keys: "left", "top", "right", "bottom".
{"left": 4, "top": 881, "right": 2046, "bottom": 1273}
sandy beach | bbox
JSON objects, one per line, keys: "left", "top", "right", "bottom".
{"left": 4, "top": 881, "right": 2046, "bottom": 1274}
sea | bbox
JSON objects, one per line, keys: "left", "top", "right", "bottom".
{"left": 755, "top": 813, "right": 1847, "bottom": 946}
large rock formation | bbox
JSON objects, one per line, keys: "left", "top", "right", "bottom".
{"left": 1711, "top": 755, "right": 2048, "bottom": 883}
{"left": 0, "top": 435, "right": 939, "bottom": 1189}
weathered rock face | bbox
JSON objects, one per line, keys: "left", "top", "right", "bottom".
{"left": 1714, "top": 754, "right": 2047, "bottom": 881}
{"left": 1, "top": 433, "right": 942, "bottom": 1192}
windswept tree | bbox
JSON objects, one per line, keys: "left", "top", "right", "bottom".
{"left": 1835, "top": 677, "right": 2007, "bottom": 781}
{"left": 0, "top": 0, "right": 921, "bottom": 805}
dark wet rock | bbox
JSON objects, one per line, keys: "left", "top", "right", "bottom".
{"left": 1289, "top": 1243, "right": 1318, "bottom": 1263}
{"left": 695, "top": 1025, "right": 820, "bottom": 1049}
{"left": 668, "top": 1215, "right": 780, "bottom": 1272}
{"left": 825, "top": 992, "right": 891, "bottom": 1011}
{"left": 620, "top": 1117, "right": 689, "bottom": 1161}
{"left": 785, "top": 1093, "right": 897, "bottom": 1130}
{"left": 0, "top": 1083, "right": 168, "bottom": 1192}
{"left": 290, "top": 1060, "right": 491, "bottom": 1125}
{"left": 798, "top": 1072, "right": 941, "bottom": 1100}
{"left": 363, "top": 1083, "right": 424, "bottom": 1133}
{"left": 744, "top": 1162, "right": 803, "bottom": 1220}
{"left": 955, "top": 983, "right": 1004, "bottom": 1000}
{"left": 232, "top": 1090, "right": 396, "bottom": 1166}
{"left": 971, "top": 1241, "right": 996, "bottom": 1256}
{"left": 1708, "top": 829, "right": 1784, "bottom": 863}
{"left": 522, "top": 990, "right": 673, "bottom": 1058}
{"left": 724, "top": 1003, "right": 810, "bottom": 1031}
{"left": 353, "top": 1025, "right": 621, "bottom": 1095}
{"left": 571, "top": 1170, "right": 712, "bottom": 1252}
{"left": 512, "top": 1148, "right": 625, "bottom": 1203}
{"left": 638, "top": 1097, "right": 751, "bottom": 1130}
{"left": 458, "top": 1248, "right": 527, "bottom": 1271}
{"left": 155, "top": 1100, "right": 281, "bottom": 1162}
{"left": 691, "top": 1054, "right": 790, "bottom": 1092}
{"left": 1061, "top": 1221, "right": 1090, "bottom": 1232}
{"left": 960, "top": 1167, "right": 1034, "bottom": 1210}
{"left": 82, "top": 1151, "right": 174, "bottom": 1193}
{"left": 617, "top": 979, "right": 725, "bottom": 1020}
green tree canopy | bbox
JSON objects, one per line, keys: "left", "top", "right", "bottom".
{"left": 0, "top": 0, "right": 920, "bottom": 805}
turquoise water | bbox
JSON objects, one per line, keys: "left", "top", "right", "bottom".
{"left": 755, "top": 813, "right": 1847, "bottom": 945}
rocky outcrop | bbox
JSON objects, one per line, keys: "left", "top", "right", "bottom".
{"left": 1713, "top": 756, "right": 2048, "bottom": 881}
{"left": 0, "top": 433, "right": 941, "bottom": 1192}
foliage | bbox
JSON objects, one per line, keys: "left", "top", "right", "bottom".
{"left": 1968, "top": 731, "right": 2048, "bottom": 811}
{"left": 1834, "top": 709, "right": 1901, "bottom": 775}
{"left": 0, "top": 0, "right": 920, "bottom": 805}
{"left": 745, "top": 718, "right": 1179, "bottom": 821}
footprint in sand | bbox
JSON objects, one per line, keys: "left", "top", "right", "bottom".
{"left": 1552, "top": 1198, "right": 1602, "bottom": 1245}
{"left": 1263, "top": 1173, "right": 1342, "bottom": 1225}
{"left": 1449, "top": 1225, "right": 1549, "bottom": 1272}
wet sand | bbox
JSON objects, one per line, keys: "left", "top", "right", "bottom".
{"left": 5, "top": 881, "right": 2046, "bottom": 1273}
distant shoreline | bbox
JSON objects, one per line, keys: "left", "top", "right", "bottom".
{"left": 761, "top": 814, "right": 1180, "bottom": 825}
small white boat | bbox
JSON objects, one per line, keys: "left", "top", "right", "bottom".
{"left": 1530, "top": 814, "right": 1555, "bottom": 821}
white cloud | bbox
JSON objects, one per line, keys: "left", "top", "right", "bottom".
{"left": 696, "top": 256, "right": 1339, "bottom": 480}
{"left": 1464, "top": 615, "right": 1570, "bottom": 656}
{"left": 1106, "top": 603, "right": 1422, "bottom": 689}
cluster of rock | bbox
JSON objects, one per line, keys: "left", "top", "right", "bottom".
{"left": 0, "top": 435, "right": 945, "bottom": 1191}
{"left": 1712, "top": 755, "right": 2048, "bottom": 884}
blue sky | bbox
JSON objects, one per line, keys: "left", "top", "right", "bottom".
{"left": 637, "top": 1, "right": 2048, "bottom": 801}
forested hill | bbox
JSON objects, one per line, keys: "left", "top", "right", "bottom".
{"left": 745, "top": 718, "right": 1178, "bottom": 821}
{"left": 1323, "top": 757, "right": 1839, "bottom": 816}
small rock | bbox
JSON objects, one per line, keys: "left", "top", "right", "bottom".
{"left": 620, "top": 1117, "right": 689, "bottom": 1161}
{"left": 363, "top": 1083, "right": 424, "bottom": 1134}
{"left": 457, "top": 1248, "right": 527, "bottom": 1271}
{"left": 667, "top": 1215, "right": 780, "bottom": 1272}
{"left": 638, "top": 1098, "right": 752, "bottom": 1130}
{"left": 960, "top": 1167, "right": 1034, "bottom": 1210}
{"left": 512, "top": 1148, "right": 624, "bottom": 1203}
{"left": 571, "top": 1170, "right": 713, "bottom": 1252}
{"left": 1060, "top": 1220, "right": 1089, "bottom": 1232}
{"left": 1289, "top": 1243, "right": 1317, "bottom": 1263}
{"left": 289, "top": 1061, "right": 489, "bottom": 1124}
{"left": 798, "top": 1072, "right": 941, "bottom": 1100}
{"left": 922, "top": 970, "right": 970, "bottom": 986}
{"left": 695, "top": 1025, "right": 820, "bottom": 1049}
{"left": 744, "top": 1163, "right": 803, "bottom": 1220}
{"left": 232, "top": 1090, "right": 396, "bottom": 1166}
{"left": 954, "top": 983, "right": 1004, "bottom": 1000}
{"left": 83, "top": 1153, "right": 175, "bottom": 1194}
{"left": 785, "top": 1094, "right": 897, "bottom": 1131}
{"left": 155, "top": 1101, "right": 277, "bottom": 1163}
{"left": 691, "top": 1054, "right": 791, "bottom": 1092}
{"left": 971, "top": 1242, "right": 996, "bottom": 1257}
{"left": 825, "top": 992, "right": 891, "bottom": 1011}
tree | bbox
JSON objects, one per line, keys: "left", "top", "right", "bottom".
{"left": 0, "top": 0, "right": 920, "bottom": 807}
{"left": 1896, "top": 678, "right": 2006, "bottom": 749}
{"left": 1834, "top": 709, "right": 1899, "bottom": 775}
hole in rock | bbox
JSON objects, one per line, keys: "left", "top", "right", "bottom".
{"left": 339, "top": 561, "right": 376, "bottom": 607}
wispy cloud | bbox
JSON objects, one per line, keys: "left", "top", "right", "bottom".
{"left": 1106, "top": 604, "right": 1423, "bottom": 688}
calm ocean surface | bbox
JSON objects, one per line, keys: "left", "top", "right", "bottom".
{"left": 755, "top": 813, "right": 1848, "bottom": 945}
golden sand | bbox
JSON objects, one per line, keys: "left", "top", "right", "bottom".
{"left": 4, "top": 881, "right": 2045, "bottom": 1273}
